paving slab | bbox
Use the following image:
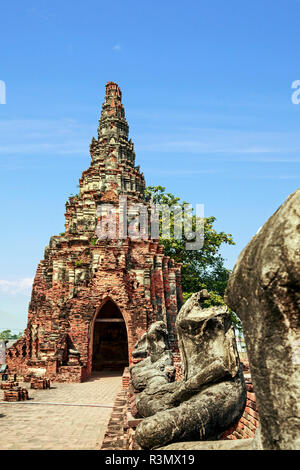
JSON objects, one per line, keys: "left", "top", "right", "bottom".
{"left": 0, "top": 371, "right": 122, "bottom": 450}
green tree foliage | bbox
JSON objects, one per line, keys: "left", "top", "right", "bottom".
{"left": 145, "top": 186, "right": 233, "bottom": 295}
{"left": 145, "top": 186, "right": 241, "bottom": 329}
{"left": 0, "top": 329, "right": 23, "bottom": 341}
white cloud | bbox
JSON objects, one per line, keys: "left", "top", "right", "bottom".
{"left": 113, "top": 44, "right": 121, "bottom": 51}
{"left": 143, "top": 168, "right": 217, "bottom": 176}
{"left": 0, "top": 118, "right": 94, "bottom": 157}
{"left": 0, "top": 278, "right": 33, "bottom": 296}
{"left": 135, "top": 127, "right": 300, "bottom": 161}
{"left": 1, "top": 116, "right": 300, "bottom": 165}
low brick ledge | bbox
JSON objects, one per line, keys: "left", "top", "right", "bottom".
{"left": 100, "top": 389, "right": 129, "bottom": 450}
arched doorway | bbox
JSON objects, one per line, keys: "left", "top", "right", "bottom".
{"left": 92, "top": 299, "right": 129, "bottom": 371}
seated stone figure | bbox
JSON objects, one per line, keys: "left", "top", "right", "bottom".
{"left": 132, "top": 290, "right": 246, "bottom": 449}
{"left": 130, "top": 321, "right": 175, "bottom": 392}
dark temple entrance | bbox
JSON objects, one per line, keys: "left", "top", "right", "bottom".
{"left": 92, "top": 299, "right": 129, "bottom": 371}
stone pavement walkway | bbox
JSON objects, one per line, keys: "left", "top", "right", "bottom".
{"left": 0, "top": 371, "right": 122, "bottom": 450}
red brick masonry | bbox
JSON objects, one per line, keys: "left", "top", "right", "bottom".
{"left": 220, "top": 354, "right": 259, "bottom": 440}
{"left": 6, "top": 82, "right": 182, "bottom": 382}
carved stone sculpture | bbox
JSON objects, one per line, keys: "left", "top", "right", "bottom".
{"left": 131, "top": 333, "right": 147, "bottom": 359}
{"left": 130, "top": 321, "right": 175, "bottom": 392}
{"left": 132, "top": 291, "right": 246, "bottom": 449}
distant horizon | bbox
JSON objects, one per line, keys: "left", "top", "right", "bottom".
{"left": 1, "top": 0, "right": 300, "bottom": 330}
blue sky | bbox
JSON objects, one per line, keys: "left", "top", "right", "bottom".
{"left": 1, "top": 0, "right": 300, "bottom": 331}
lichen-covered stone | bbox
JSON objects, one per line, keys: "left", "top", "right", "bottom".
{"left": 130, "top": 321, "right": 175, "bottom": 392}
{"left": 134, "top": 291, "right": 246, "bottom": 449}
{"left": 132, "top": 333, "right": 148, "bottom": 359}
{"left": 225, "top": 187, "right": 300, "bottom": 450}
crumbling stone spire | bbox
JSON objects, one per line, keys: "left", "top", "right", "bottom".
{"left": 97, "top": 82, "right": 129, "bottom": 146}
{"left": 101, "top": 82, "right": 126, "bottom": 119}
{"left": 79, "top": 81, "right": 143, "bottom": 201}
{"left": 5, "top": 83, "right": 183, "bottom": 383}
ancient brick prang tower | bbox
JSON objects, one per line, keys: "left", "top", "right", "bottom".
{"left": 7, "top": 82, "right": 183, "bottom": 382}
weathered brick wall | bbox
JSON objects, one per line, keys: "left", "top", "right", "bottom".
{"left": 221, "top": 356, "right": 259, "bottom": 440}
{"left": 122, "top": 367, "right": 131, "bottom": 389}
{"left": 5, "top": 336, "right": 29, "bottom": 375}
{"left": 173, "top": 352, "right": 183, "bottom": 382}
